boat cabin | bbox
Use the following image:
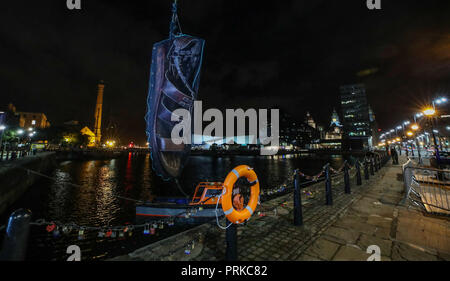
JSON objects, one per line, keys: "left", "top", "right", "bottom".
{"left": 189, "top": 182, "right": 223, "bottom": 205}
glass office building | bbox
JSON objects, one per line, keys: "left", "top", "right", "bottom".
{"left": 339, "top": 84, "right": 372, "bottom": 149}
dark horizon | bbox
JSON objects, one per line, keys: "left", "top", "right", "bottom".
{"left": 2, "top": 0, "right": 450, "bottom": 144}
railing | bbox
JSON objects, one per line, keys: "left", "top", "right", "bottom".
{"left": 0, "top": 149, "right": 36, "bottom": 161}
{"left": 402, "top": 160, "right": 450, "bottom": 216}
{"left": 292, "top": 151, "right": 391, "bottom": 226}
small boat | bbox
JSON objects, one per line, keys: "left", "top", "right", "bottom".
{"left": 136, "top": 182, "right": 225, "bottom": 223}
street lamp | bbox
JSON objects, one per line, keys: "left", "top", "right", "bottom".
{"left": 410, "top": 123, "right": 421, "bottom": 162}
{"left": 433, "top": 97, "right": 447, "bottom": 107}
{"left": 423, "top": 107, "right": 436, "bottom": 116}
{"left": 423, "top": 107, "right": 441, "bottom": 168}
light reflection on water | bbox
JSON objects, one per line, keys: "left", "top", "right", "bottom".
{"left": 11, "top": 153, "right": 346, "bottom": 228}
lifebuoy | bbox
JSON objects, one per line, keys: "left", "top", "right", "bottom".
{"left": 221, "top": 165, "right": 260, "bottom": 224}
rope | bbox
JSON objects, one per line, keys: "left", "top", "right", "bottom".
{"left": 214, "top": 193, "right": 233, "bottom": 230}
{"left": 174, "top": 178, "right": 190, "bottom": 198}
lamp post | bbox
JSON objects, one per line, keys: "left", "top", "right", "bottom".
{"left": 423, "top": 107, "right": 440, "bottom": 168}
{"left": 411, "top": 124, "right": 421, "bottom": 164}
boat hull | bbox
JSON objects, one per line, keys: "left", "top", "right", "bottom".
{"left": 136, "top": 203, "right": 224, "bottom": 223}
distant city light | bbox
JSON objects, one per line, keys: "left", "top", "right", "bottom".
{"left": 0, "top": 125, "right": 6, "bottom": 130}
{"left": 396, "top": 126, "right": 402, "bottom": 130}
{"left": 434, "top": 97, "right": 447, "bottom": 104}
{"left": 411, "top": 124, "right": 419, "bottom": 130}
{"left": 106, "top": 140, "right": 116, "bottom": 147}
{"left": 423, "top": 107, "right": 436, "bottom": 116}
{"left": 17, "top": 129, "right": 24, "bottom": 134}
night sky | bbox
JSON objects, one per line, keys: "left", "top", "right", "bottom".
{"left": 1, "top": 0, "right": 450, "bottom": 144}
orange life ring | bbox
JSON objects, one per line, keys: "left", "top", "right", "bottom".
{"left": 221, "top": 165, "right": 260, "bottom": 224}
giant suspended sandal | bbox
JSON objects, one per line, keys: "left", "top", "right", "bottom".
{"left": 145, "top": 0, "right": 205, "bottom": 180}
{"left": 140, "top": 2, "right": 259, "bottom": 225}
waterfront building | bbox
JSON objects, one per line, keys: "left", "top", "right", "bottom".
{"left": 18, "top": 112, "right": 50, "bottom": 129}
{"left": 80, "top": 126, "right": 96, "bottom": 146}
{"left": 319, "top": 108, "right": 343, "bottom": 149}
{"left": 2, "top": 103, "right": 50, "bottom": 129}
{"left": 305, "top": 111, "right": 316, "bottom": 129}
{"left": 280, "top": 111, "right": 320, "bottom": 149}
{"left": 339, "top": 83, "right": 372, "bottom": 149}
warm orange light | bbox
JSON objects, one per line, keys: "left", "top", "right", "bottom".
{"left": 411, "top": 124, "right": 419, "bottom": 130}
{"left": 423, "top": 107, "right": 436, "bottom": 116}
{"left": 395, "top": 137, "right": 401, "bottom": 142}
{"left": 406, "top": 131, "right": 413, "bottom": 137}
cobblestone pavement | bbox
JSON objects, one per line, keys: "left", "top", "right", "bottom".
{"left": 112, "top": 156, "right": 449, "bottom": 261}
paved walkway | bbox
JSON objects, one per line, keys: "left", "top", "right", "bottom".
{"left": 112, "top": 156, "right": 449, "bottom": 261}
{"left": 299, "top": 156, "right": 449, "bottom": 261}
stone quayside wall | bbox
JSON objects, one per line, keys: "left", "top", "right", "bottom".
{"left": 0, "top": 152, "right": 57, "bottom": 216}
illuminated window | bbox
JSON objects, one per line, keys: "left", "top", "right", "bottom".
{"left": 32, "top": 120, "right": 36, "bottom": 125}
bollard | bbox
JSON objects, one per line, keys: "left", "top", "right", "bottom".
{"left": 344, "top": 161, "right": 350, "bottom": 194}
{"left": 356, "top": 161, "right": 362, "bottom": 186}
{"left": 0, "top": 209, "right": 32, "bottom": 261}
{"left": 324, "top": 164, "right": 333, "bottom": 205}
{"left": 374, "top": 155, "right": 379, "bottom": 172}
{"left": 293, "top": 170, "right": 303, "bottom": 226}
{"left": 225, "top": 223, "right": 238, "bottom": 261}
{"left": 370, "top": 156, "right": 375, "bottom": 175}
{"left": 364, "top": 158, "right": 370, "bottom": 180}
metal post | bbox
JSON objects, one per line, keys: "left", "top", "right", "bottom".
{"left": 364, "top": 158, "right": 369, "bottom": 180}
{"left": 417, "top": 140, "right": 422, "bottom": 164}
{"left": 225, "top": 223, "right": 237, "bottom": 261}
{"left": 0, "top": 209, "right": 32, "bottom": 261}
{"left": 370, "top": 156, "right": 375, "bottom": 175}
{"left": 374, "top": 155, "right": 379, "bottom": 172}
{"left": 293, "top": 170, "right": 303, "bottom": 226}
{"left": 344, "top": 161, "right": 350, "bottom": 194}
{"left": 324, "top": 164, "right": 332, "bottom": 205}
{"left": 356, "top": 160, "right": 362, "bottom": 186}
